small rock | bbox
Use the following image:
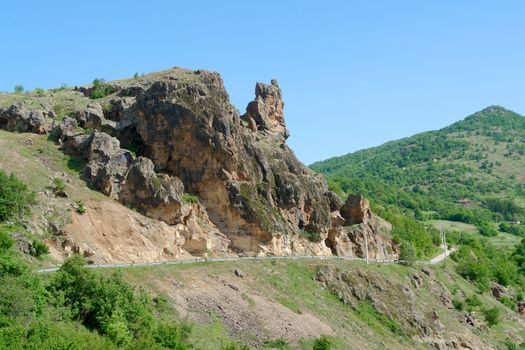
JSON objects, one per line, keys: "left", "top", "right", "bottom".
{"left": 422, "top": 267, "right": 436, "bottom": 280}
{"left": 491, "top": 285, "right": 505, "bottom": 300}
{"left": 227, "top": 283, "right": 239, "bottom": 292}
{"left": 54, "top": 190, "right": 68, "bottom": 198}
{"left": 234, "top": 268, "right": 245, "bottom": 278}
{"left": 518, "top": 302, "right": 525, "bottom": 315}
{"left": 412, "top": 273, "right": 424, "bottom": 288}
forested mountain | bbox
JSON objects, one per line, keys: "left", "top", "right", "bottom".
{"left": 312, "top": 106, "right": 525, "bottom": 236}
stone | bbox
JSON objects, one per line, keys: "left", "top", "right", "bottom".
{"left": 51, "top": 117, "right": 88, "bottom": 155}
{"left": 119, "top": 157, "right": 184, "bottom": 225}
{"left": 340, "top": 194, "right": 373, "bottom": 225}
{"left": 0, "top": 101, "right": 51, "bottom": 134}
{"left": 422, "top": 267, "right": 436, "bottom": 280}
{"left": 242, "top": 80, "right": 289, "bottom": 143}
{"left": 518, "top": 302, "right": 525, "bottom": 315}
{"left": 234, "top": 268, "right": 245, "bottom": 278}
{"left": 325, "top": 191, "right": 344, "bottom": 211}
{"left": 412, "top": 274, "right": 424, "bottom": 288}
{"left": 491, "top": 285, "right": 505, "bottom": 300}
{"left": 83, "top": 131, "right": 133, "bottom": 197}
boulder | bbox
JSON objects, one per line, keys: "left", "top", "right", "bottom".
{"left": 119, "top": 157, "right": 184, "bottom": 225}
{"left": 51, "top": 117, "right": 88, "bottom": 155}
{"left": 340, "top": 194, "right": 373, "bottom": 225}
{"left": 0, "top": 101, "right": 51, "bottom": 134}
{"left": 83, "top": 131, "right": 133, "bottom": 197}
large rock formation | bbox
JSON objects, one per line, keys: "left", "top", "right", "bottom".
{"left": 0, "top": 68, "right": 398, "bottom": 259}
{"left": 0, "top": 101, "right": 52, "bottom": 134}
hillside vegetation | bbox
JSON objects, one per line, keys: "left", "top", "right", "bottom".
{"left": 312, "top": 106, "right": 525, "bottom": 237}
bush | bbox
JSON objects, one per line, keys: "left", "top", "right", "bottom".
{"left": 499, "top": 295, "right": 516, "bottom": 311}
{"left": 0, "top": 171, "right": 35, "bottom": 222}
{"left": 482, "top": 307, "right": 500, "bottom": 326}
{"left": 301, "top": 231, "right": 321, "bottom": 242}
{"left": 53, "top": 177, "right": 66, "bottom": 192}
{"left": 34, "top": 87, "right": 45, "bottom": 97}
{"left": 465, "top": 294, "right": 482, "bottom": 311}
{"left": 90, "top": 78, "right": 113, "bottom": 99}
{"left": 182, "top": 193, "right": 199, "bottom": 204}
{"left": 264, "top": 338, "right": 292, "bottom": 349}
{"left": 452, "top": 298, "right": 464, "bottom": 311}
{"left": 14, "top": 85, "right": 24, "bottom": 94}
{"left": 312, "top": 336, "right": 333, "bottom": 350}
{"left": 399, "top": 240, "right": 417, "bottom": 265}
{"left": 76, "top": 200, "right": 86, "bottom": 215}
{"left": 32, "top": 239, "right": 49, "bottom": 258}
{"left": 478, "top": 222, "right": 498, "bottom": 237}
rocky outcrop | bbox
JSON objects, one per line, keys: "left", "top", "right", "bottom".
{"left": 83, "top": 131, "right": 134, "bottom": 198}
{"left": 119, "top": 157, "right": 184, "bottom": 225}
{"left": 51, "top": 117, "right": 89, "bottom": 155}
{"left": 340, "top": 194, "right": 372, "bottom": 225}
{"left": 242, "top": 80, "right": 289, "bottom": 143}
{"left": 326, "top": 194, "right": 398, "bottom": 259}
{"left": 0, "top": 101, "right": 52, "bottom": 134}
{"left": 0, "top": 68, "right": 399, "bottom": 259}
{"left": 316, "top": 266, "right": 492, "bottom": 349}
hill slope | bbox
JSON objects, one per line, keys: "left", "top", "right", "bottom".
{"left": 312, "top": 106, "right": 525, "bottom": 235}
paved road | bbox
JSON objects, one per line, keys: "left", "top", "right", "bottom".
{"left": 429, "top": 247, "right": 455, "bottom": 264}
{"left": 35, "top": 248, "right": 454, "bottom": 274}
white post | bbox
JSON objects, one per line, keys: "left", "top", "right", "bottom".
{"left": 365, "top": 231, "right": 369, "bottom": 264}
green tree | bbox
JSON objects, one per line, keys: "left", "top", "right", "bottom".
{"left": 399, "top": 241, "right": 417, "bottom": 265}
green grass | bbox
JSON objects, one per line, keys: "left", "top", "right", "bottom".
{"left": 97, "top": 258, "right": 525, "bottom": 350}
{"left": 427, "top": 219, "right": 478, "bottom": 234}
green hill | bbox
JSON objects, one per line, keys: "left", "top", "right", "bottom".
{"left": 312, "top": 106, "right": 525, "bottom": 237}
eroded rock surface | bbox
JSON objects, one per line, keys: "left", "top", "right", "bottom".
{"left": 0, "top": 68, "right": 399, "bottom": 260}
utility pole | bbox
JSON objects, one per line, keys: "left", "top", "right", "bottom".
{"left": 441, "top": 226, "right": 447, "bottom": 260}
{"left": 365, "top": 230, "right": 369, "bottom": 264}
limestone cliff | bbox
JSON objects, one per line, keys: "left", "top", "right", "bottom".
{"left": 0, "top": 67, "right": 398, "bottom": 261}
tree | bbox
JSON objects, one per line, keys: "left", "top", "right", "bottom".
{"left": 14, "top": 85, "right": 24, "bottom": 93}
{"left": 399, "top": 241, "right": 417, "bottom": 265}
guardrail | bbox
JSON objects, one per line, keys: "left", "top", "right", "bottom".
{"left": 34, "top": 253, "right": 447, "bottom": 274}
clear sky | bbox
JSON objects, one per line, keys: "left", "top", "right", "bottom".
{"left": 1, "top": 1, "right": 524, "bottom": 164}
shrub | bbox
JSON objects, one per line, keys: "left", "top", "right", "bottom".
{"left": 301, "top": 231, "right": 321, "bottom": 242}
{"left": 264, "top": 338, "right": 292, "bottom": 349}
{"left": 76, "top": 201, "right": 86, "bottom": 215}
{"left": 499, "top": 295, "right": 516, "bottom": 311}
{"left": 0, "top": 171, "right": 35, "bottom": 222}
{"left": 452, "top": 298, "right": 464, "bottom": 311}
{"left": 53, "top": 177, "right": 66, "bottom": 192}
{"left": 34, "top": 87, "right": 45, "bottom": 97}
{"left": 465, "top": 294, "right": 482, "bottom": 311}
{"left": 482, "top": 307, "right": 500, "bottom": 326}
{"left": 14, "top": 85, "right": 24, "bottom": 94}
{"left": 399, "top": 240, "right": 417, "bottom": 265}
{"left": 312, "top": 336, "right": 333, "bottom": 350}
{"left": 90, "top": 78, "right": 113, "bottom": 99}
{"left": 182, "top": 193, "right": 199, "bottom": 204}
{"left": 478, "top": 222, "right": 498, "bottom": 237}
{"left": 32, "top": 239, "right": 49, "bottom": 258}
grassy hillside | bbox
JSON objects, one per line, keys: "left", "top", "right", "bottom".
{"left": 312, "top": 106, "right": 525, "bottom": 238}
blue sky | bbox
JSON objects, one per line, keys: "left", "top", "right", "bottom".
{"left": 1, "top": 1, "right": 524, "bottom": 164}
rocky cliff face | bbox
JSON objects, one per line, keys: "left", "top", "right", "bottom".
{"left": 0, "top": 68, "right": 398, "bottom": 261}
